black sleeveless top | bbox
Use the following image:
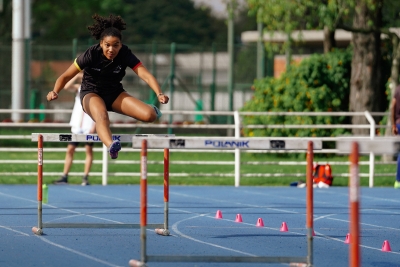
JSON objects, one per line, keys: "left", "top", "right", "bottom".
{"left": 74, "top": 44, "right": 141, "bottom": 94}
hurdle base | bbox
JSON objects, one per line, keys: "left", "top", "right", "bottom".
{"left": 42, "top": 223, "right": 164, "bottom": 229}
{"left": 136, "top": 255, "right": 308, "bottom": 264}
{"left": 155, "top": 228, "right": 170, "bottom": 236}
{"left": 129, "top": 259, "right": 147, "bottom": 267}
{"left": 32, "top": 226, "right": 43, "bottom": 235}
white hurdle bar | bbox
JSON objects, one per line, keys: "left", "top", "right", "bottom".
{"left": 131, "top": 136, "right": 322, "bottom": 188}
{"left": 31, "top": 133, "right": 173, "bottom": 236}
{"left": 131, "top": 136, "right": 322, "bottom": 150}
{"left": 130, "top": 138, "right": 318, "bottom": 267}
{"left": 336, "top": 137, "right": 400, "bottom": 155}
{"left": 31, "top": 133, "right": 174, "bottom": 185}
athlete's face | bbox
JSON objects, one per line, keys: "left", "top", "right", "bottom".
{"left": 100, "top": 36, "right": 122, "bottom": 60}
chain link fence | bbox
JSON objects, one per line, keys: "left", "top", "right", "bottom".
{"left": 0, "top": 41, "right": 271, "bottom": 123}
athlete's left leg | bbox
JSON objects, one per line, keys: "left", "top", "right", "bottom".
{"left": 111, "top": 92, "right": 159, "bottom": 122}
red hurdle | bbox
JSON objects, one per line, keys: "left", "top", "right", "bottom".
{"left": 349, "top": 142, "right": 360, "bottom": 267}
{"left": 32, "top": 133, "right": 170, "bottom": 236}
{"left": 32, "top": 134, "right": 44, "bottom": 235}
{"left": 306, "top": 141, "right": 314, "bottom": 266}
{"left": 130, "top": 138, "right": 316, "bottom": 267}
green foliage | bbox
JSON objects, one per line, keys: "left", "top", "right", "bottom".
{"left": 241, "top": 48, "right": 352, "bottom": 137}
{"left": 29, "top": 0, "right": 227, "bottom": 45}
{"left": 234, "top": 43, "right": 258, "bottom": 83}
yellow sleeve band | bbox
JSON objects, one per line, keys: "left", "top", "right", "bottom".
{"left": 74, "top": 58, "right": 82, "bottom": 71}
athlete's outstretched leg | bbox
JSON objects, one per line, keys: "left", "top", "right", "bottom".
{"left": 111, "top": 91, "right": 160, "bottom": 122}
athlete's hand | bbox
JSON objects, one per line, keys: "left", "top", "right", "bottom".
{"left": 47, "top": 91, "right": 59, "bottom": 102}
{"left": 393, "top": 125, "right": 398, "bottom": 135}
{"left": 158, "top": 94, "right": 169, "bottom": 104}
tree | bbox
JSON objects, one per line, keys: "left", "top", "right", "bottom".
{"left": 30, "top": 0, "right": 227, "bottom": 45}
{"left": 0, "top": 0, "right": 12, "bottom": 42}
{"left": 347, "top": 0, "right": 385, "bottom": 134}
{"left": 248, "top": 0, "right": 399, "bottom": 135}
{"left": 247, "top": 0, "right": 310, "bottom": 62}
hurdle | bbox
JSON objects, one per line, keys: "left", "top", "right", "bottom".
{"left": 129, "top": 137, "right": 322, "bottom": 267}
{"left": 336, "top": 137, "right": 400, "bottom": 267}
{"left": 31, "top": 133, "right": 173, "bottom": 236}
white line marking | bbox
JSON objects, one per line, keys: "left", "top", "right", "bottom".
{"left": 171, "top": 214, "right": 257, "bottom": 256}
{"left": 0, "top": 225, "right": 30, "bottom": 236}
{"left": 36, "top": 236, "right": 125, "bottom": 267}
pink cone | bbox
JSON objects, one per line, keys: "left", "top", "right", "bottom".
{"left": 215, "top": 210, "right": 222, "bottom": 219}
{"left": 344, "top": 233, "right": 350, "bottom": 244}
{"left": 256, "top": 218, "right": 264, "bottom": 227}
{"left": 235, "top": 214, "right": 243, "bottom": 223}
{"left": 280, "top": 222, "right": 289, "bottom": 232}
{"left": 382, "top": 240, "right": 392, "bottom": 252}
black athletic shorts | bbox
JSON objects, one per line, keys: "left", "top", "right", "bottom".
{"left": 80, "top": 88, "right": 126, "bottom": 112}
{"left": 69, "top": 142, "right": 94, "bottom": 147}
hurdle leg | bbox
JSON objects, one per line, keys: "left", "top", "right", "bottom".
{"left": 155, "top": 148, "right": 170, "bottom": 236}
{"left": 129, "top": 140, "right": 148, "bottom": 267}
{"left": 306, "top": 141, "right": 314, "bottom": 266}
{"left": 349, "top": 142, "right": 360, "bottom": 267}
{"left": 32, "top": 134, "right": 44, "bottom": 235}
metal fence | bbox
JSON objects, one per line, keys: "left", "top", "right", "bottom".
{"left": 0, "top": 110, "right": 395, "bottom": 187}
{"left": 0, "top": 41, "right": 270, "bottom": 122}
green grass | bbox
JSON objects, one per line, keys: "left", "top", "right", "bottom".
{"left": 0, "top": 149, "right": 397, "bottom": 187}
{"left": 1, "top": 128, "right": 397, "bottom": 187}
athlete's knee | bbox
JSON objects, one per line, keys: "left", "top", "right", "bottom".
{"left": 143, "top": 111, "right": 157, "bottom": 122}
{"left": 66, "top": 145, "right": 76, "bottom": 155}
{"left": 95, "top": 111, "right": 110, "bottom": 125}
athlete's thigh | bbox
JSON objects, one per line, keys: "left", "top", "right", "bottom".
{"left": 112, "top": 91, "right": 153, "bottom": 121}
{"left": 82, "top": 93, "right": 108, "bottom": 122}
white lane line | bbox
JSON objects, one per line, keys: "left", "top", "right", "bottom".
{"left": 163, "top": 190, "right": 299, "bottom": 214}
{"left": 151, "top": 188, "right": 400, "bottom": 255}
{"left": 0, "top": 191, "right": 127, "bottom": 224}
{"left": 44, "top": 208, "right": 126, "bottom": 224}
{"left": 36, "top": 236, "right": 125, "bottom": 267}
{"left": 3, "top": 187, "right": 395, "bottom": 257}
{"left": 171, "top": 214, "right": 257, "bottom": 257}
{"left": 0, "top": 191, "right": 37, "bottom": 204}
{"left": 240, "top": 189, "right": 349, "bottom": 207}
{"left": 0, "top": 225, "right": 30, "bottom": 236}
{"left": 327, "top": 217, "right": 400, "bottom": 231}
{"left": 311, "top": 230, "right": 400, "bottom": 255}
{"left": 315, "top": 190, "right": 400, "bottom": 204}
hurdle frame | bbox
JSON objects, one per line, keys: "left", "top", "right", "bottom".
{"left": 130, "top": 137, "right": 321, "bottom": 267}
{"left": 336, "top": 137, "right": 400, "bottom": 267}
{"left": 31, "top": 133, "right": 173, "bottom": 236}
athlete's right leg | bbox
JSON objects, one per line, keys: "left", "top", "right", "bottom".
{"left": 54, "top": 143, "right": 76, "bottom": 184}
{"left": 84, "top": 144, "right": 93, "bottom": 176}
{"left": 82, "top": 93, "right": 113, "bottom": 148}
{"left": 63, "top": 143, "right": 76, "bottom": 175}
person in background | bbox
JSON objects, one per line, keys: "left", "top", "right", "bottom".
{"left": 53, "top": 72, "right": 96, "bottom": 186}
{"left": 391, "top": 84, "right": 400, "bottom": 189}
{"left": 46, "top": 14, "right": 168, "bottom": 160}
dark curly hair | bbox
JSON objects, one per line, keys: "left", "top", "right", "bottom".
{"left": 87, "top": 14, "right": 126, "bottom": 41}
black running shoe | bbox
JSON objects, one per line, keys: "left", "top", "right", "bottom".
{"left": 53, "top": 176, "right": 68, "bottom": 185}
{"left": 81, "top": 176, "right": 90, "bottom": 186}
{"left": 108, "top": 141, "right": 121, "bottom": 159}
